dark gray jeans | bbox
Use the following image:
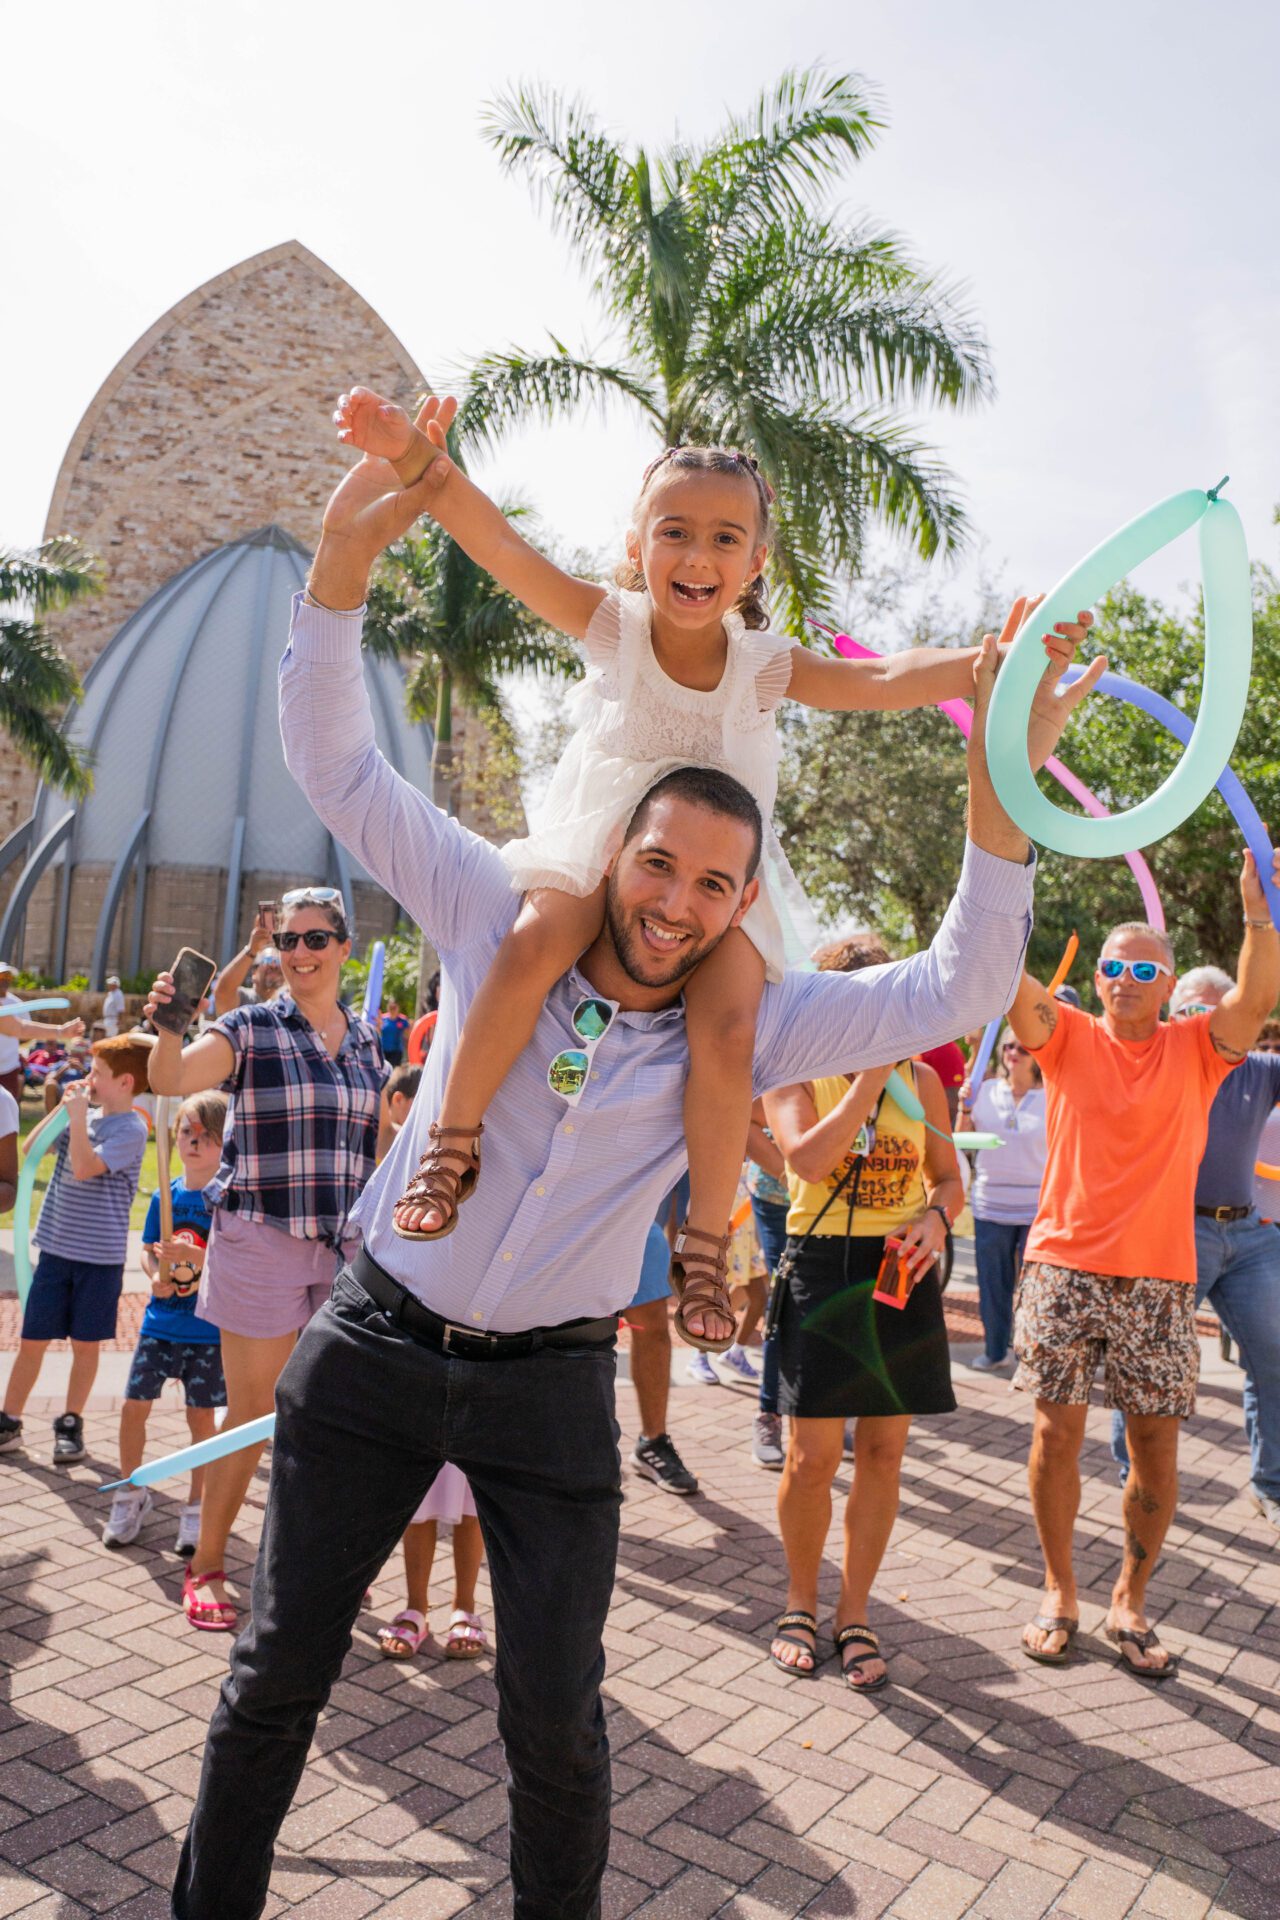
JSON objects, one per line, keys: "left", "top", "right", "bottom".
{"left": 172, "top": 1266, "right": 622, "bottom": 1920}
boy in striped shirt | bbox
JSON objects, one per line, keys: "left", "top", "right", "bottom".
{"left": 0, "top": 1034, "right": 151, "bottom": 1464}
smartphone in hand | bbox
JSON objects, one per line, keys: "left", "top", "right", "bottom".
{"left": 872, "top": 1237, "right": 911, "bottom": 1310}
{"left": 257, "top": 901, "right": 277, "bottom": 937}
{"left": 152, "top": 948, "right": 217, "bottom": 1037}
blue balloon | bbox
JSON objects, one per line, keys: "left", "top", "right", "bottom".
{"left": 1059, "top": 662, "right": 1280, "bottom": 930}
{"left": 102, "top": 1413, "right": 277, "bottom": 1490}
{"left": 362, "top": 941, "right": 386, "bottom": 1023}
{"left": 12, "top": 1106, "right": 68, "bottom": 1308}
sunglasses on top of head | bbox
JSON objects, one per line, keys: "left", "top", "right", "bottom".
{"left": 1097, "top": 957, "right": 1173, "bottom": 985}
{"left": 279, "top": 929, "right": 343, "bottom": 953}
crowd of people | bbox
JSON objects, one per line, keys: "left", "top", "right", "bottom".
{"left": 0, "top": 391, "right": 1276, "bottom": 1920}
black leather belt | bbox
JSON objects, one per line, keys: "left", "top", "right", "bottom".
{"left": 352, "top": 1247, "right": 617, "bottom": 1360}
{"left": 1195, "top": 1203, "right": 1253, "bottom": 1223}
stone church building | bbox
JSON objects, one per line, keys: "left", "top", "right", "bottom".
{"left": 0, "top": 240, "right": 515, "bottom": 984}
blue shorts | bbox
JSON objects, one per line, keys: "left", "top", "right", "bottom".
{"left": 125, "top": 1336, "right": 227, "bottom": 1408}
{"left": 22, "top": 1252, "right": 124, "bottom": 1343}
{"left": 629, "top": 1222, "right": 674, "bottom": 1308}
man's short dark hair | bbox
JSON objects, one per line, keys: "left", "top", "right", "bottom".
{"left": 622, "top": 767, "right": 763, "bottom": 882}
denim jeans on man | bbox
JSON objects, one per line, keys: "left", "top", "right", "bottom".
{"left": 1109, "top": 1210, "right": 1280, "bottom": 1501}
{"left": 973, "top": 1217, "right": 1031, "bottom": 1363}
{"left": 171, "top": 1269, "right": 621, "bottom": 1920}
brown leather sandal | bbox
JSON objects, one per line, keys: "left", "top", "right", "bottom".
{"left": 392, "top": 1122, "right": 484, "bottom": 1242}
{"left": 670, "top": 1223, "right": 736, "bottom": 1354}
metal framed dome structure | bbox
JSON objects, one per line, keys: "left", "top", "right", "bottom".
{"left": 0, "top": 525, "right": 430, "bottom": 985}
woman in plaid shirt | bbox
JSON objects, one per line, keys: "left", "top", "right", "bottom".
{"left": 147, "top": 889, "right": 386, "bottom": 1631}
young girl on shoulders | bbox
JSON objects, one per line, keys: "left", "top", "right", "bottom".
{"left": 331, "top": 387, "right": 1071, "bottom": 1348}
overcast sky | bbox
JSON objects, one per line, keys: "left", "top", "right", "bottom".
{"left": 6, "top": 0, "right": 1278, "bottom": 630}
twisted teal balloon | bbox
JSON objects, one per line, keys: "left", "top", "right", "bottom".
{"left": 986, "top": 489, "right": 1253, "bottom": 857}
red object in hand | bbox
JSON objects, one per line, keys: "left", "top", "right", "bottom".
{"left": 873, "top": 1237, "right": 910, "bottom": 1310}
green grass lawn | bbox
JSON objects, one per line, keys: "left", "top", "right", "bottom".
{"left": 17, "top": 1092, "right": 167, "bottom": 1234}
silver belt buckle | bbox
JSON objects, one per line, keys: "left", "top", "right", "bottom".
{"left": 442, "top": 1321, "right": 494, "bottom": 1353}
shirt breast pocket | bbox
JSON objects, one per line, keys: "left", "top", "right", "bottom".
{"left": 614, "top": 1062, "right": 688, "bottom": 1149}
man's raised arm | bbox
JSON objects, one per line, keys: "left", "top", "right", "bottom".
{"left": 756, "top": 599, "right": 1104, "bottom": 1090}
{"left": 279, "top": 409, "right": 513, "bottom": 952}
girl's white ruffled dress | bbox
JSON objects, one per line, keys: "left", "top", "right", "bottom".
{"left": 501, "top": 589, "right": 822, "bottom": 979}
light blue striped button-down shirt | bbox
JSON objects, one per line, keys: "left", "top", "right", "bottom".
{"left": 281, "top": 595, "right": 1035, "bottom": 1332}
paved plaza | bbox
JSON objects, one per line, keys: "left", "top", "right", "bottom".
{"left": 2, "top": 1317, "right": 1279, "bottom": 1919}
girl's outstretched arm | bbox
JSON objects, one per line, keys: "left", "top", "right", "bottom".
{"left": 783, "top": 595, "right": 1080, "bottom": 713}
{"left": 335, "top": 388, "right": 606, "bottom": 640}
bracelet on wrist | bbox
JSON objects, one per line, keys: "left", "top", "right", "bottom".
{"left": 927, "top": 1200, "right": 953, "bottom": 1229}
{"left": 1246, "top": 916, "right": 1275, "bottom": 931}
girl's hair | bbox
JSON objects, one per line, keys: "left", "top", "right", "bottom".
{"left": 813, "top": 933, "right": 891, "bottom": 975}
{"left": 176, "top": 1090, "right": 229, "bottom": 1141}
{"left": 615, "top": 446, "right": 775, "bottom": 630}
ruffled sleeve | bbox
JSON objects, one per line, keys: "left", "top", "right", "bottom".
{"left": 747, "top": 631, "right": 796, "bottom": 716}
{"left": 582, "top": 589, "right": 624, "bottom": 670}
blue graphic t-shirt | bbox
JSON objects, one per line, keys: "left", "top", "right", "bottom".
{"left": 139, "top": 1180, "right": 221, "bottom": 1345}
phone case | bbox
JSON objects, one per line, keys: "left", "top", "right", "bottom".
{"left": 872, "top": 1237, "right": 910, "bottom": 1310}
{"left": 152, "top": 947, "right": 217, "bottom": 1037}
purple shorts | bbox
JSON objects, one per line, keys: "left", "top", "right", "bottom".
{"left": 198, "top": 1210, "right": 354, "bottom": 1340}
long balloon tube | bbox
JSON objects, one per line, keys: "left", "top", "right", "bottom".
{"left": 101, "top": 1413, "right": 276, "bottom": 1490}
{"left": 884, "top": 1068, "right": 1003, "bottom": 1151}
{"left": 815, "top": 624, "right": 1166, "bottom": 928}
{"left": 1046, "top": 932, "right": 1080, "bottom": 995}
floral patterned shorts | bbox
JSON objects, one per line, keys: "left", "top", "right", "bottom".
{"left": 1013, "top": 1261, "right": 1199, "bottom": 1416}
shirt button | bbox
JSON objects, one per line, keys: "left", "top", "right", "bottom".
{"left": 502, "top": 1251, "right": 513, "bottom": 1262}
{"left": 591, "top": 1071, "right": 600, "bottom": 1081}
{"left": 472, "top": 1312, "right": 483, "bottom": 1323}
{"left": 564, "top": 1123, "right": 575, "bottom": 1134}
{"left": 535, "top": 1185, "right": 546, "bottom": 1197}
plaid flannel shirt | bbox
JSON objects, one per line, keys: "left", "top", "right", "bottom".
{"left": 208, "top": 995, "right": 387, "bottom": 1244}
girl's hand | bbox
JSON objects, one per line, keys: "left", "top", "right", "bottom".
{"left": 896, "top": 1207, "right": 947, "bottom": 1284}
{"left": 958, "top": 1078, "right": 973, "bottom": 1109}
{"left": 334, "top": 387, "right": 416, "bottom": 463}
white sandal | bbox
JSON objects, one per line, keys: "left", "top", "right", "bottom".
{"left": 443, "top": 1608, "right": 488, "bottom": 1659}
{"left": 377, "top": 1608, "right": 428, "bottom": 1659}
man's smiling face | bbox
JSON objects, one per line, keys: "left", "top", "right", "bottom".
{"left": 604, "top": 793, "right": 760, "bottom": 989}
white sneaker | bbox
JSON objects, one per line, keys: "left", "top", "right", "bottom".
{"left": 686, "top": 1352, "right": 719, "bottom": 1386}
{"left": 1252, "top": 1490, "right": 1280, "bottom": 1531}
{"left": 175, "top": 1503, "right": 202, "bottom": 1557}
{"left": 102, "top": 1487, "right": 154, "bottom": 1548}
{"left": 717, "top": 1344, "right": 760, "bottom": 1382}
{"left": 967, "top": 1352, "right": 1009, "bottom": 1372}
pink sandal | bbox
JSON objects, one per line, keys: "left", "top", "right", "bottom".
{"left": 444, "top": 1609, "right": 488, "bottom": 1659}
{"left": 377, "top": 1609, "right": 428, "bottom": 1659}
{"left": 182, "top": 1567, "right": 238, "bottom": 1633}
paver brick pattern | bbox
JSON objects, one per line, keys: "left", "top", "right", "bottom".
{"left": 1, "top": 1365, "right": 1278, "bottom": 1916}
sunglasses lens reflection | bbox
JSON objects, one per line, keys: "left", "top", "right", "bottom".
{"left": 573, "top": 998, "right": 613, "bottom": 1042}
{"left": 548, "top": 1049, "right": 588, "bottom": 1098}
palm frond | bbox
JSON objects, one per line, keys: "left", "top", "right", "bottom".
{"left": 457, "top": 347, "right": 661, "bottom": 452}
{"left": 693, "top": 68, "right": 884, "bottom": 243}
{"left": 482, "top": 85, "right": 630, "bottom": 264}
{"left": 0, "top": 538, "right": 104, "bottom": 611}
{"left": 0, "top": 615, "right": 84, "bottom": 707}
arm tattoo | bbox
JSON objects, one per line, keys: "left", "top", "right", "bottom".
{"left": 1212, "top": 1033, "right": 1248, "bottom": 1062}
{"left": 1032, "top": 998, "right": 1058, "bottom": 1037}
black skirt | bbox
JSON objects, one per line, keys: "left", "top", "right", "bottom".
{"left": 775, "top": 1232, "right": 956, "bottom": 1420}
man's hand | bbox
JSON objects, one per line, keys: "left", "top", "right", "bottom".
{"left": 967, "top": 596, "right": 1104, "bottom": 862}
{"left": 1240, "top": 844, "right": 1279, "bottom": 927}
{"left": 311, "top": 397, "right": 459, "bottom": 610}
{"left": 1209, "top": 845, "right": 1280, "bottom": 1061}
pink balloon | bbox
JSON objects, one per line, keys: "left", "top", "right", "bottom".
{"left": 823, "top": 630, "right": 1166, "bottom": 931}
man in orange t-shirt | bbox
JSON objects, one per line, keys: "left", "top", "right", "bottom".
{"left": 1008, "top": 860, "right": 1280, "bottom": 1680}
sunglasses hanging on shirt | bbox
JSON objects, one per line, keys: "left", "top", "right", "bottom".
{"left": 547, "top": 997, "right": 618, "bottom": 1105}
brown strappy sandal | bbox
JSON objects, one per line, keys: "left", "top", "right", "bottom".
{"left": 392, "top": 1122, "right": 484, "bottom": 1242}
{"left": 669, "top": 1222, "right": 736, "bottom": 1354}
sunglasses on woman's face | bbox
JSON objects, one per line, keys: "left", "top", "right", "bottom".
{"left": 547, "top": 997, "right": 618, "bottom": 1105}
{"left": 1002, "top": 1041, "right": 1028, "bottom": 1056}
{"left": 279, "top": 929, "right": 342, "bottom": 953}
{"left": 1098, "top": 957, "right": 1173, "bottom": 984}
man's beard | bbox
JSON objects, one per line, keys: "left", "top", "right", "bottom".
{"left": 604, "top": 878, "right": 715, "bottom": 988}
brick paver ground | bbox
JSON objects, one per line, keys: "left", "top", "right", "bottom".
{"left": 2, "top": 1352, "right": 1279, "bottom": 1917}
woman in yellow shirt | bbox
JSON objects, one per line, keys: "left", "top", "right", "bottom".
{"left": 763, "top": 941, "right": 964, "bottom": 1690}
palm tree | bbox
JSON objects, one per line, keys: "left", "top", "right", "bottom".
{"left": 0, "top": 538, "right": 98, "bottom": 796}
{"left": 461, "top": 68, "right": 994, "bottom": 633}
